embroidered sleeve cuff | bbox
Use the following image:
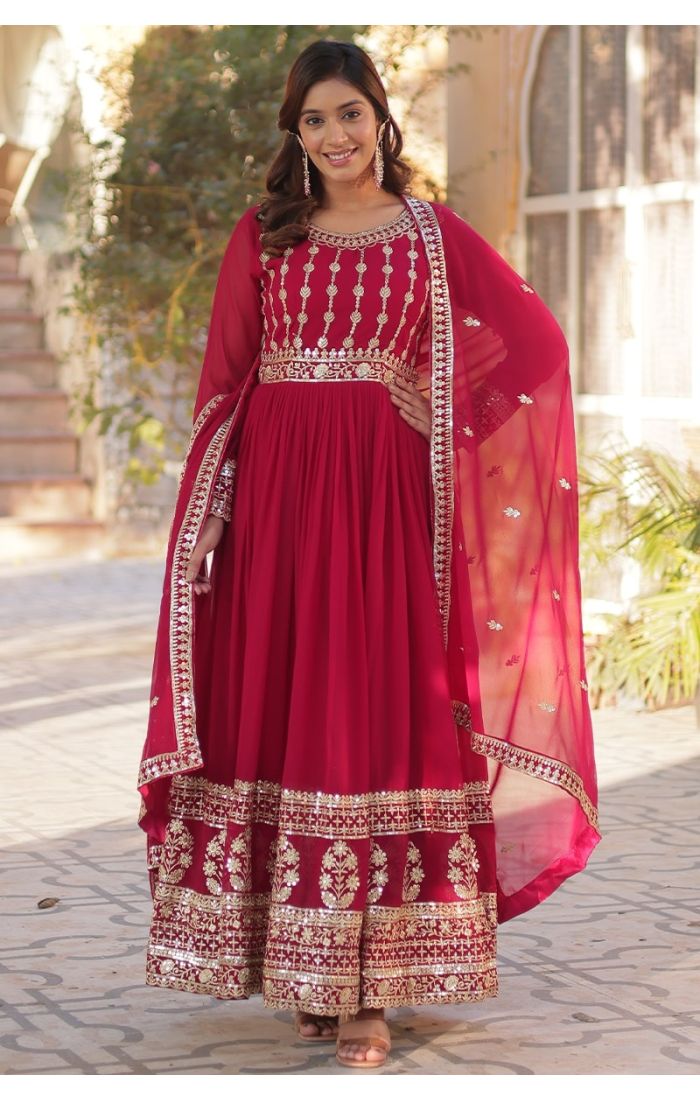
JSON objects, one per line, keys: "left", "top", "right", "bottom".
{"left": 208, "top": 458, "right": 237, "bottom": 522}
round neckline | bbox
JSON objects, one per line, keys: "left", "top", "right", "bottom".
{"left": 307, "top": 196, "right": 409, "bottom": 236}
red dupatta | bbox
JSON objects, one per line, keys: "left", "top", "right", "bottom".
{"left": 137, "top": 196, "right": 601, "bottom": 922}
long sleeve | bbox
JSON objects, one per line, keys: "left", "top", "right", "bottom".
{"left": 193, "top": 205, "right": 265, "bottom": 422}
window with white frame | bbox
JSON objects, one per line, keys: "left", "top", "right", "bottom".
{"left": 520, "top": 25, "right": 699, "bottom": 463}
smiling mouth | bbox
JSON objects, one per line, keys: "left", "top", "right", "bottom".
{"left": 324, "top": 148, "right": 358, "bottom": 164}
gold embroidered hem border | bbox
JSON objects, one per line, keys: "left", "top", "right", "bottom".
{"left": 163, "top": 773, "right": 494, "bottom": 841}
{"left": 145, "top": 890, "right": 498, "bottom": 1012}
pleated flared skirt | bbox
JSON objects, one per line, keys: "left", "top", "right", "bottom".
{"left": 145, "top": 378, "right": 499, "bottom": 1012}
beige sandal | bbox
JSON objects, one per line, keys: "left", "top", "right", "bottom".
{"left": 336, "top": 1015, "right": 391, "bottom": 1068}
{"left": 294, "top": 1009, "right": 340, "bottom": 1042}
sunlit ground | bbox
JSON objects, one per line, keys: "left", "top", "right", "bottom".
{"left": 1, "top": 557, "right": 698, "bottom": 1074}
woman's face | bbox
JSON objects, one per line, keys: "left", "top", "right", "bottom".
{"left": 298, "top": 77, "right": 380, "bottom": 187}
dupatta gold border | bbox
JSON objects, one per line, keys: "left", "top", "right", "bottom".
{"left": 404, "top": 197, "right": 454, "bottom": 648}
{"left": 452, "top": 698, "right": 598, "bottom": 830}
{"left": 138, "top": 377, "right": 255, "bottom": 789}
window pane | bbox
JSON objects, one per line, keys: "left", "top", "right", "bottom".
{"left": 526, "top": 213, "right": 568, "bottom": 332}
{"left": 642, "top": 201, "right": 693, "bottom": 398}
{"left": 579, "top": 208, "right": 625, "bottom": 394}
{"left": 644, "top": 25, "right": 697, "bottom": 183}
{"left": 528, "top": 27, "right": 569, "bottom": 196}
{"left": 580, "top": 26, "right": 627, "bottom": 190}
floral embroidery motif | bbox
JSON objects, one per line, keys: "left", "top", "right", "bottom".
{"left": 150, "top": 695, "right": 159, "bottom": 708}
{"left": 226, "top": 826, "right": 253, "bottom": 892}
{"left": 447, "top": 832, "right": 480, "bottom": 900}
{"left": 402, "top": 841, "right": 425, "bottom": 902}
{"left": 552, "top": 589, "right": 561, "bottom": 601}
{"left": 537, "top": 702, "right": 557, "bottom": 713}
{"left": 580, "top": 680, "right": 589, "bottom": 692}
{"left": 505, "top": 654, "right": 520, "bottom": 666}
{"left": 559, "top": 477, "right": 572, "bottom": 490}
{"left": 319, "top": 839, "right": 360, "bottom": 910}
{"left": 462, "top": 424, "right": 475, "bottom": 437}
{"left": 463, "top": 316, "right": 481, "bottom": 327}
{"left": 486, "top": 465, "right": 503, "bottom": 477}
{"left": 203, "top": 828, "right": 226, "bottom": 895}
{"left": 269, "top": 834, "right": 301, "bottom": 903}
{"left": 520, "top": 283, "right": 535, "bottom": 293}
{"left": 503, "top": 506, "right": 521, "bottom": 518}
{"left": 517, "top": 393, "right": 534, "bottom": 404}
{"left": 158, "top": 819, "right": 194, "bottom": 885}
{"left": 367, "top": 841, "right": 389, "bottom": 904}
{"left": 487, "top": 619, "right": 503, "bottom": 631}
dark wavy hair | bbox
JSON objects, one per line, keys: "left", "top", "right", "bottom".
{"left": 255, "top": 39, "right": 413, "bottom": 257}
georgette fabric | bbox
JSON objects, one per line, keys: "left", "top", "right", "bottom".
{"left": 137, "top": 195, "right": 600, "bottom": 1013}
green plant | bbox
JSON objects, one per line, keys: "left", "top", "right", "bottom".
{"left": 60, "top": 24, "right": 460, "bottom": 487}
{"left": 579, "top": 444, "right": 700, "bottom": 714}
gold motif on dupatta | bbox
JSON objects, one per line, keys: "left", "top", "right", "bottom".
{"left": 157, "top": 819, "right": 194, "bottom": 885}
{"left": 319, "top": 839, "right": 360, "bottom": 910}
{"left": 447, "top": 832, "right": 480, "bottom": 900}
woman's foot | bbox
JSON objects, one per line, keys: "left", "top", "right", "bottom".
{"left": 336, "top": 1007, "right": 391, "bottom": 1067}
{"left": 295, "top": 1009, "right": 340, "bottom": 1041}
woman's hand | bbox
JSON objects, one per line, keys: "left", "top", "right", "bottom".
{"left": 185, "top": 514, "right": 225, "bottom": 595}
{"left": 388, "top": 378, "right": 431, "bottom": 441}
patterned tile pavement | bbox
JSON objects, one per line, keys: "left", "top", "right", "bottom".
{"left": 0, "top": 556, "right": 698, "bottom": 1075}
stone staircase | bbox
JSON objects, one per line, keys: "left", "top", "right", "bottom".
{"left": 0, "top": 243, "right": 105, "bottom": 562}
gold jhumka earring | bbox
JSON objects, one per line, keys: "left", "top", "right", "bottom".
{"left": 287, "top": 130, "right": 312, "bottom": 196}
{"left": 374, "top": 117, "right": 389, "bottom": 189}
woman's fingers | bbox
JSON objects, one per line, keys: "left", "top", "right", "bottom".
{"left": 388, "top": 379, "right": 431, "bottom": 440}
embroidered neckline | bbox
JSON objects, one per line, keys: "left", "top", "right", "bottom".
{"left": 306, "top": 205, "right": 413, "bottom": 247}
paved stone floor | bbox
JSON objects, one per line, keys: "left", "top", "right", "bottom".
{"left": 1, "top": 556, "right": 699, "bottom": 1075}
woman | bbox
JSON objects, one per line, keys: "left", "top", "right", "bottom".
{"left": 137, "top": 39, "right": 601, "bottom": 1069}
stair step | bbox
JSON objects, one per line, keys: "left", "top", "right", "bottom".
{"left": 0, "top": 390, "right": 70, "bottom": 431}
{"left": 0, "top": 246, "right": 21, "bottom": 276}
{"left": 0, "top": 516, "right": 106, "bottom": 563}
{"left": 0, "top": 349, "right": 57, "bottom": 390}
{"left": 0, "top": 473, "right": 93, "bottom": 518}
{"left": 0, "top": 432, "right": 78, "bottom": 474}
{"left": 0, "top": 274, "right": 31, "bottom": 310}
{"left": 0, "top": 310, "right": 44, "bottom": 350}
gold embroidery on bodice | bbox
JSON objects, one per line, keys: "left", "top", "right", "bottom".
{"left": 257, "top": 206, "right": 429, "bottom": 386}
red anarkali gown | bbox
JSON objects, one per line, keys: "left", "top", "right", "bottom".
{"left": 145, "top": 203, "right": 499, "bottom": 1012}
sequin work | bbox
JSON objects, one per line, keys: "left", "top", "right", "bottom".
{"left": 145, "top": 199, "right": 499, "bottom": 1012}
